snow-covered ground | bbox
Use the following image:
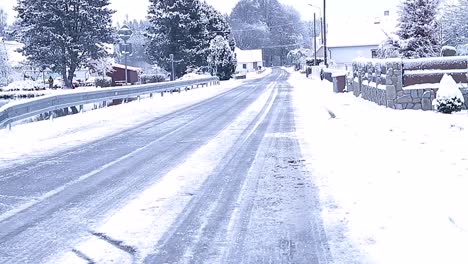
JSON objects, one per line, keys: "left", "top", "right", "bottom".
{"left": 290, "top": 69, "right": 468, "bottom": 264}
{"left": 0, "top": 68, "right": 271, "bottom": 169}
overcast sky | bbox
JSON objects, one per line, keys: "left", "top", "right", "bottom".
{"left": 0, "top": 0, "right": 401, "bottom": 25}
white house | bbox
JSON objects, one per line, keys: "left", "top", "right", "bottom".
{"left": 235, "top": 48, "right": 263, "bottom": 73}
{"left": 317, "top": 11, "right": 397, "bottom": 68}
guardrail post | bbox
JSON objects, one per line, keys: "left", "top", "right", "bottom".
{"left": 79, "top": 105, "right": 84, "bottom": 113}
{"left": 161, "top": 92, "right": 164, "bottom": 97}
{"left": 138, "top": 96, "right": 141, "bottom": 102}
{"left": 150, "top": 93, "right": 153, "bottom": 98}
{"left": 8, "top": 122, "right": 11, "bottom": 131}
{"left": 178, "top": 88, "right": 181, "bottom": 93}
{"left": 103, "top": 101, "right": 107, "bottom": 108}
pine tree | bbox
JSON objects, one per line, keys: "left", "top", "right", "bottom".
{"left": 0, "top": 40, "right": 11, "bottom": 86}
{"left": 396, "top": 0, "right": 441, "bottom": 58}
{"left": 146, "top": 0, "right": 206, "bottom": 78}
{"left": 207, "top": 36, "right": 236, "bottom": 80}
{"left": 200, "top": 3, "right": 236, "bottom": 64}
{"left": 146, "top": 0, "right": 236, "bottom": 78}
{"left": 15, "top": 0, "right": 115, "bottom": 88}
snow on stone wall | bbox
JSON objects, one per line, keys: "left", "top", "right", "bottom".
{"left": 352, "top": 57, "right": 468, "bottom": 111}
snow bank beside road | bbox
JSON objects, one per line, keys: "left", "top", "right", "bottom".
{"left": 290, "top": 71, "right": 468, "bottom": 263}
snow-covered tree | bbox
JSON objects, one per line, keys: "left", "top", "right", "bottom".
{"left": 146, "top": 0, "right": 206, "bottom": 78}
{"left": 15, "top": 0, "right": 115, "bottom": 88}
{"left": 396, "top": 0, "right": 441, "bottom": 58}
{"left": 146, "top": 0, "right": 236, "bottom": 78}
{"left": 88, "top": 56, "right": 114, "bottom": 80}
{"left": 0, "top": 39, "right": 11, "bottom": 86}
{"left": 207, "top": 35, "right": 236, "bottom": 80}
{"left": 287, "top": 48, "right": 312, "bottom": 69}
{"left": 438, "top": 0, "right": 468, "bottom": 47}
{"left": 0, "top": 9, "right": 7, "bottom": 37}
{"left": 433, "top": 74, "right": 465, "bottom": 114}
{"left": 200, "top": 2, "right": 236, "bottom": 63}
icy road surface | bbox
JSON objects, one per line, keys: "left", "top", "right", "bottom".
{"left": 0, "top": 69, "right": 331, "bottom": 264}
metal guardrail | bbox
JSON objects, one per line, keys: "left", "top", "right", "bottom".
{"left": 0, "top": 76, "right": 220, "bottom": 129}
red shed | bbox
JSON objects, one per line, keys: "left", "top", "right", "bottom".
{"left": 109, "top": 64, "right": 142, "bottom": 86}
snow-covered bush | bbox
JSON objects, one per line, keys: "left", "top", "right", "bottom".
{"left": 95, "top": 77, "right": 112, "bottom": 88}
{"left": 433, "top": 74, "right": 465, "bottom": 114}
{"left": 141, "top": 74, "right": 166, "bottom": 84}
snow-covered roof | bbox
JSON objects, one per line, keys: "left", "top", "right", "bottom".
{"left": 326, "top": 16, "right": 397, "bottom": 48}
{"left": 112, "top": 63, "right": 142, "bottom": 72}
{"left": 235, "top": 48, "right": 263, "bottom": 63}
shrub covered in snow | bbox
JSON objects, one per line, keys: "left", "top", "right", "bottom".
{"left": 433, "top": 74, "right": 465, "bottom": 114}
{"left": 94, "top": 77, "right": 112, "bottom": 88}
{"left": 140, "top": 74, "right": 166, "bottom": 84}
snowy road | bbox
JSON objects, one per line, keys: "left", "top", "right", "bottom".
{"left": 0, "top": 69, "right": 331, "bottom": 264}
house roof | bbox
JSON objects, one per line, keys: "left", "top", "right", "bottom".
{"left": 326, "top": 16, "right": 397, "bottom": 48}
{"left": 112, "top": 64, "right": 142, "bottom": 72}
{"left": 235, "top": 48, "right": 263, "bottom": 63}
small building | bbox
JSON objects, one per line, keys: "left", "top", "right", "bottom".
{"left": 235, "top": 48, "right": 263, "bottom": 73}
{"left": 109, "top": 64, "right": 142, "bottom": 85}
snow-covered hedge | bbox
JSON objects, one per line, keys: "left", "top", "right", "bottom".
{"left": 433, "top": 74, "right": 465, "bottom": 114}
{"left": 141, "top": 74, "right": 166, "bottom": 84}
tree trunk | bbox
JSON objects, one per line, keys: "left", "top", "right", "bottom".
{"left": 61, "top": 68, "right": 69, "bottom": 89}
{"left": 67, "top": 65, "right": 76, "bottom": 89}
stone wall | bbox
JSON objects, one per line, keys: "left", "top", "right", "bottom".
{"left": 351, "top": 58, "right": 468, "bottom": 110}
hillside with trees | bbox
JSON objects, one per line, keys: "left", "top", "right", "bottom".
{"left": 229, "top": 0, "right": 315, "bottom": 66}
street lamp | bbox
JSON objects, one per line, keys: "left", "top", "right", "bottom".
{"left": 118, "top": 25, "right": 133, "bottom": 85}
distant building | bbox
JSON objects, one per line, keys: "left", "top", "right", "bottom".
{"left": 235, "top": 48, "right": 263, "bottom": 72}
{"left": 109, "top": 64, "right": 142, "bottom": 85}
{"left": 315, "top": 11, "right": 397, "bottom": 68}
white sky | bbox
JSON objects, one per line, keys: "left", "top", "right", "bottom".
{"left": 0, "top": 0, "right": 401, "bottom": 25}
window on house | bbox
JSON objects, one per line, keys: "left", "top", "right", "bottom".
{"left": 371, "top": 49, "right": 378, "bottom": 58}
{"left": 243, "top": 64, "right": 247, "bottom": 69}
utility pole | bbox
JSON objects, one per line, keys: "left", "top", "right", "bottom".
{"left": 323, "top": 0, "right": 328, "bottom": 67}
{"left": 313, "top": 13, "right": 317, "bottom": 65}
